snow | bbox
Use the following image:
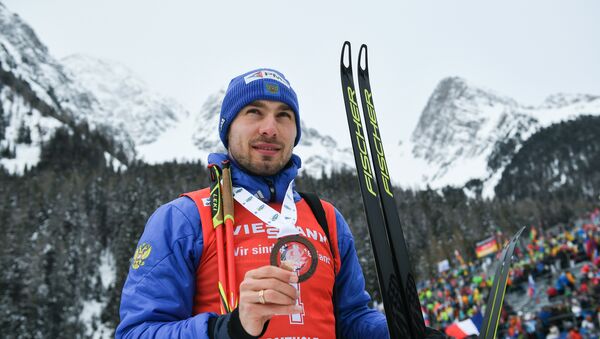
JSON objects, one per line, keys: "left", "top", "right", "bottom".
{"left": 482, "top": 166, "right": 504, "bottom": 198}
{"left": 0, "top": 82, "right": 66, "bottom": 173}
{"left": 42, "top": 244, "right": 52, "bottom": 254}
{"left": 387, "top": 136, "right": 492, "bottom": 193}
{"left": 0, "top": 143, "right": 39, "bottom": 174}
{"left": 80, "top": 299, "right": 111, "bottom": 339}
{"left": 136, "top": 111, "right": 205, "bottom": 164}
{"left": 98, "top": 250, "right": 116, "bottom": 290}
{"left": 294, "top": 121, "right": 354, "bottom": 177}
{"left": 559, "top": 173, "right": 567, "bottom": 185}
{"left": 78, "top": 250, "right": 116, "bottom": 339}
{"left": 103, "top": 152, "right": 127, "bottom": 172}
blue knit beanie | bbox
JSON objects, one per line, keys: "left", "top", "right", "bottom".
{"left": 219, "top": 68, "right": 300, "bottom": 148}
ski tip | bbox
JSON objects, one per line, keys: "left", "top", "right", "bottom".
{"left": 510, "top": 226, "right": 527, "bottom": 243}
{"left": 341, "top": 41, "right": 352, "bottom": 69}
{"left": 358, "top": 44, "right": 368, "bottom": 72}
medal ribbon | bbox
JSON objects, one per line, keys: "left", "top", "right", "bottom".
{"left": 234, "top": 179, "right": 318, "bottom": 287}
{"left": 232, "top": 180, "right": 299, "bottom": 238}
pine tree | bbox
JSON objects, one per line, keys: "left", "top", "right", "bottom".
{"left": 0, "top": 101, "right": 6, "bottom": 142}
{"left": 16, "top": 120, "right": 31, "bottom": 144}
{"left": 0, "top": 142, "right": 15, "bottom": 158}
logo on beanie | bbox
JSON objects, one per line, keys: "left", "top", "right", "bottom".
{"left": 220, "top": 117, "right": 226, "bottom": 131}
{"left": 244, "top": 70, "right": 290, "bottom": 88}
{"left": 265, "top": 83, "right": 280, "bottom": 94}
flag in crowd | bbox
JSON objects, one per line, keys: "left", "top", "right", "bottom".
{"left": 444, "top": 312, "right": 483, "bottom": 339}
{"left": 527, "top": 274, "right": 535, "bottom": 298}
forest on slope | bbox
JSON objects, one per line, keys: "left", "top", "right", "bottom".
{"left": 1, "top": 115, "right": 599, "bottom": 336}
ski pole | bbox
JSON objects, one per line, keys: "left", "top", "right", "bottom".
{"left": 221, "top": 160, "right": 238, "bottom": 309}
{"left": 208, "top": 164, "right": 230, "bottom": 314}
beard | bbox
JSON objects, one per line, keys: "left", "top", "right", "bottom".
{"left": 228, "top": 137, "right": 293, "bottom": 176}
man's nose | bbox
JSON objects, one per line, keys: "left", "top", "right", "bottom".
{"left": 258, "top": 115, "right": 277, "bottom": 137}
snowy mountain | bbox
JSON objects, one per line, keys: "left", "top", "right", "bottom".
{"left": 0, "top": 3, "right": 133, "bottom": 173}
{"left": 0, "top": 3, "right": 351, "bottom": 176}
{"left": 62, "top": 55, "right": 187, "bottom": 146}
{"left": 388, "top": 77, "right": 600, "bottom": 196}
{"left": 2, "top": 1, "right": 600, "bottom": 192}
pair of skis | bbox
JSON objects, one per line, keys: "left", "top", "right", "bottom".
{"left": 340, "top": 41, "right": 425, "bottom": 338}
{"left": 339, "top": 41, "right": 525, "bottom": 338}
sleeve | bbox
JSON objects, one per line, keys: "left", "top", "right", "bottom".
{"left": 115, "top": 197, "right": 233, "bottom": 339}
{"left": 333, "top": 208, "right": 390, "bottom": 339}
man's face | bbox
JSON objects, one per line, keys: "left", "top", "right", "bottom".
{"left": 228, "top": 100, "right": 297, "bottom": 176}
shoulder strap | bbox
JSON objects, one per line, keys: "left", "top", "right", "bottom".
{"left": 299, "top": 191, "right": 330, "bottom": 242}
{"left": 299, "top": 191, "right": 340, "bottom": 338}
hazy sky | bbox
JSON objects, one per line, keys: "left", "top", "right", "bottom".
{"left": 4, "top": 0, "right": 600, "bottom": 147}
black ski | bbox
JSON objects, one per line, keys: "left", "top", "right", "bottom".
{"left": 356, "top": 44, "right": 427, "bottom": 338}
{"left": 340, "top": 41, "right": 421, "bottom": 338}
{"left": 479, "top": 226, "right": 526, "bottom": 339}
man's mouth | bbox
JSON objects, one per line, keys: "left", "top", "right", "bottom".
{"left": 252, "top": 143, "right": 282, "bottom": 156}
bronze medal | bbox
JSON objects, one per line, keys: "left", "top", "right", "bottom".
{"left": 270, "top": 235, "right": 318, "bottom": 283}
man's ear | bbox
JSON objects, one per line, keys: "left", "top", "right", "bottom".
{"left": 225, "top": 130, "right": 231, "bottom": 151}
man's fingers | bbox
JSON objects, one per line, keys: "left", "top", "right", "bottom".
{"left": 262, "top": 288, "right": 300, "bottom": 306}
{"left": 244, "top": 265, "right": 298, "bottom": 283}
{"left": 240, "top": 278, "right": 298, "bottom": 301}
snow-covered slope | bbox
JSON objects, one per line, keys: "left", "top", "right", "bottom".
{"left": 62, "top": 54, "right": 187, "bottom": 146}
{"left": 295, "top": 120, "right": 355, "bottom": 177}
{"left": 388, "top": 77, "right": 600, "bottom": 196}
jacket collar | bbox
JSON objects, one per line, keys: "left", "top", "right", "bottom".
{"left": 207, "top": 153, "right": 302, "bottom": 203}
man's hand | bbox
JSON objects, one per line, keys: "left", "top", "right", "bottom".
{"left": 238, "top": 265, "right": 301, "bottom": 336}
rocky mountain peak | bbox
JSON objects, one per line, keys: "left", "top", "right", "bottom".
{"left": 399, "top": 75, "right": 600, "bottom": 196}
{"left": 0, "top": 3, "right": 49, "bottom": 67}
{"left": 411, "top": 77, "right": 524, "bottom": 166}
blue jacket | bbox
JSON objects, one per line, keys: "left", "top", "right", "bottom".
{"left": 116, "top": 153, "right": 389, "bottom": 338}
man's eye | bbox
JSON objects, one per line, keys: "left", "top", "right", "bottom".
{"left": 246, "top": 109, "right": 261, "bottom": 115}
{"left": 278, "top": 111, "right": 293, "bottom": 119}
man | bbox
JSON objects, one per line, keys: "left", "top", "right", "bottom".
{"left": 116, "top": 68, "right": 389, "bottom": 338}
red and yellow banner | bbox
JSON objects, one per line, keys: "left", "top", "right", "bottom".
{"left": 475, "top": 236, "right": 499, "bottom": 258}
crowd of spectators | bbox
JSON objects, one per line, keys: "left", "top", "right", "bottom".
{"left": 418, "top": 208, "right": 600, "bottom": 338}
